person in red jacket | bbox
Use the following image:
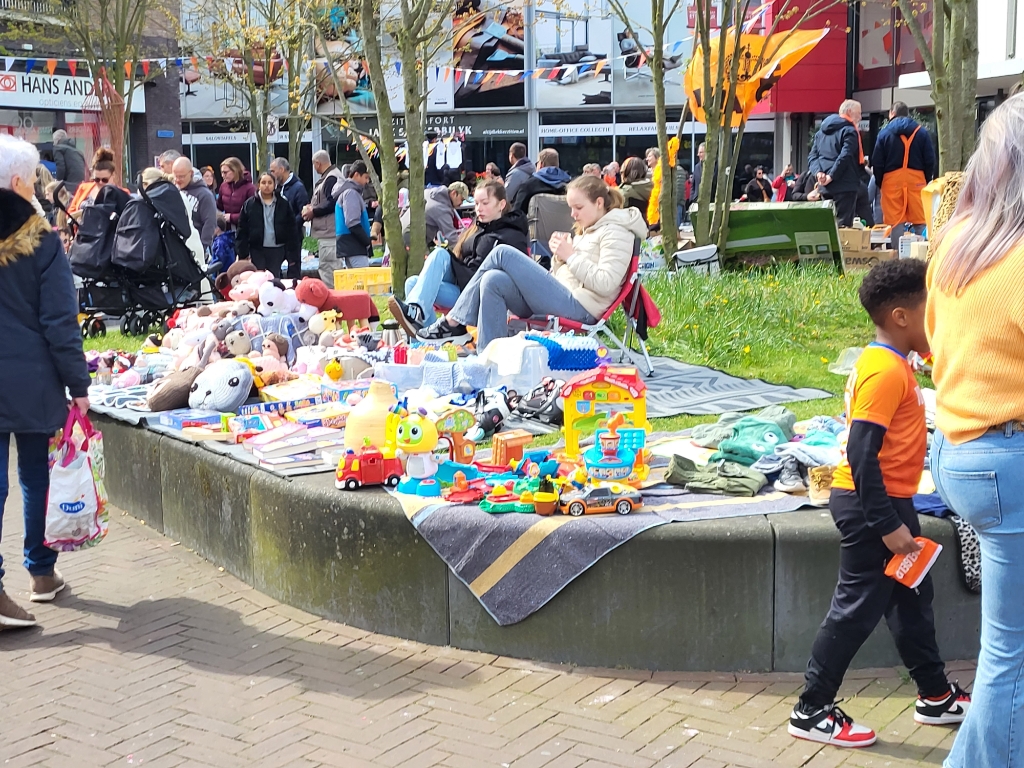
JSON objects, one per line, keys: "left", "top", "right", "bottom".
{"left": 216, "top": 156, "right": 256, "bottom": 227}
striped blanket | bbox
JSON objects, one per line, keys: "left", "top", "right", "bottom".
{"left": 398, "top": 486, "right": 807, "bottom": 626}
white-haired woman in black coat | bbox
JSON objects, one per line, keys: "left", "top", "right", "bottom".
{"left": 0, "top": 134, "right": 91, "bottom": 630}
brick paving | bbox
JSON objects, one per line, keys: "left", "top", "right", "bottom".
{"left": 1, "top": 499, "right": 971, "bottom": 768}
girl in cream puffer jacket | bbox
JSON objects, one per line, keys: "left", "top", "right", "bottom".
{"left": 551, "top": 203, "right": 647, "bottom": 320}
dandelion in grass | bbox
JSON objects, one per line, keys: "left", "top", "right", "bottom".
{"left": 743, "top": 346, "right": 751, "bottom": 354}
{"left": 821, "top": 357, "right": 830, "bottom": 364}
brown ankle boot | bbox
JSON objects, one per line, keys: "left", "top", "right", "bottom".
{"left": 0, "top": 591, "right": 37, "bottom": 628}
{"left": 29, "top": 568, "right": 65, "bottom": 603}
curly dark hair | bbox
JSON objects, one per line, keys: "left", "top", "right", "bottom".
{"left": 858, "top": 257, "right": 928, "bottom": 325}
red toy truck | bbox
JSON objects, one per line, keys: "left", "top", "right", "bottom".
{"left": 335, "top": 446, "right": 404, "bottom": 490}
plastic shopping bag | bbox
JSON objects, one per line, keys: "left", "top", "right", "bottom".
{"left": 44, "top": 409, "right": 108, "bottom": 552}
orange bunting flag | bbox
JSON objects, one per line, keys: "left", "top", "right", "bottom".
{"left": 685, "top": 28, "right": 829, "bottom": 126}
{"left": 532, "top": 68, "right": 545, "bottom": 79}
{"left": 594, "top": 60, "right": 606, "bottom": 77}
{"left": 190, "top": 56, "right": 198, "bottom": 70}
{"left": 46, "top": 59, "right": 57, "bottom": 75}
{"left": 443, "top": 67, "right": 450, "bottom": 81}
{"left": 482, "top": 71, "right": 495, "bottom": 83}
{"left": 124, "top": 61, "right": 132, "bottom": 78}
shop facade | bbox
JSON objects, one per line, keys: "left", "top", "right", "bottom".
{"left": 0, "top": 58, "right": 181, "bottom": 178}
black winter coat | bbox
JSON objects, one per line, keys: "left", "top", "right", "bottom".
{"left": 450, "top": 209, "right": 530, "bottom": 290}
{"left": 279, "top": 174, "right": 310, "bottom": 232}
{"left": 808, "top": 114, "right": 863, "bottom": 195}
{"left": 53, "top": 139, "right": 86, "bottom": 189}
{"left": 236, "top": 192, "right": 300, "bottom": 264}
{"left": 0, "top": 189, "right": 91, "bottom": 433}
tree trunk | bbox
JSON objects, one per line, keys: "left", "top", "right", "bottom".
{"left": 651, "top": 35, "right": 677, "bottom": 254}
{"left": 402, "top": 40, "right": 429, "bottom": 285}
{"left": 359, "top": 0, "right": 406, "bottom": 294}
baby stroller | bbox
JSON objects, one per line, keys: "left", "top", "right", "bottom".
{"left": 111, "top": 178, "right": 207, "bottom": 335}
{"left": 62, "top": 183, "right": 133, "bottom": 338}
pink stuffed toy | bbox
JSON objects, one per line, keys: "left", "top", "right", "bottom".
{"left": 294, "top": 277, "right": 378, "bottom": 331}
{"left": 229, "top": 270, "right": 274, "bottom": 304}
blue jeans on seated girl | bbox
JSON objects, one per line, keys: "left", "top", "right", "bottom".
{"left": 0, "top": 433, "right": 56, "bottom": 593}
{"left": 405, "top": 247, "right": 463, "bottom": 319}
{"left": 932, "top": 427, "right": 1024, "bottom": 768}
{"left": 447, "top": 244, "right": 595, "bottom": 350}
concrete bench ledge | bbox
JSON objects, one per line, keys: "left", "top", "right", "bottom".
{"left": 97, "top": 415, "right": 979, "bottom": 672}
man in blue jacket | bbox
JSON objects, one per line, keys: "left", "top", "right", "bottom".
{"left": 0, "top": 134, "right": 91, "bottom": 628}
{"left": 870, "top": 102, "right": 935, "bottom": 229}
{"left": 333, "top": 161, "right": 373, "bottom": 269}
{"left": 809, "top": 99, "right": 872, "bottom": 227}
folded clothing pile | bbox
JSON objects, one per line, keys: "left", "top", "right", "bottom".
{"left": 690, "top": 406, "right": 796, "bottom": 448}
{"left": 666, "top": 455, "right": 768, "bottom": 497}
{"left": 709, "top": 416, "right": 792, "bottom": 467}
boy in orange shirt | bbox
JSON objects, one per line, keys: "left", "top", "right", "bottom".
{"left": 789, "top": 259, "right": 969, "bottom": 748}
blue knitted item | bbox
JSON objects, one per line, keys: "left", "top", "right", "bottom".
{"left": 525, "top": 333, "right": 604, "bottom": 371}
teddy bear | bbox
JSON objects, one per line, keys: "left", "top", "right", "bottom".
{"left": 294, "top": 277, "right": 378, "bottom": 331}
{"left": 229, "top": 270, "right": 274, "bottom": 304}
{"left": 214, "top": 260, "right": 256, "bottom": 297}
{"left": 257, "top": 280, "right": 301, "bottom": 317}
{"left": 188, "top": 359, "right": 254, "bottom": 412}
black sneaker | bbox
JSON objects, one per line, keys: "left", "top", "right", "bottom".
{"left": 788, "top": 700, "right": 877, "bottom": 748}
{"left": 417, "top": 318, "right": 472, "bottom": 346}
{"left": 915, "top": 682, "right": 971, "bottom": 725}
{"left": 388, "top": 297, "right": 426, "bottom": 338}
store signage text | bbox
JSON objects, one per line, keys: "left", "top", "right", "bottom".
{"left": 0, "top": 73, "right": 146, "bottom": 112}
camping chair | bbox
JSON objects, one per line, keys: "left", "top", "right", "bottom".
{"left": 527, "top": 193, "right": 575, "bottom": 270}
{"left": 515, "top": 241, "right": 661, "bottom": 376}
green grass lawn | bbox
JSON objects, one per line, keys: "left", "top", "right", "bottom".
{"left": 83, "top": 265, "right": 875, "bottom": 434}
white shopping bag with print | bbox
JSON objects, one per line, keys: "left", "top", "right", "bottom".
{"left": 44, "top": 409, "right": 108, "bottom": 552}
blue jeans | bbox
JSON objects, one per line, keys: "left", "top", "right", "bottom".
{"left": 448, "top": 245, "right": 595, "bottom": 350}
{"left": 0, "top": 433, "right": 57, "bottom": 593}
{"left": 932, "top": 428, "right": 1024, "bottom": 768}
{"left": 405, "top": 247, "right": 462, "bottom": 319}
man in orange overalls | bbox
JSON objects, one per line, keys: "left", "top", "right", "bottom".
{"left": 870, "top": 102, "right": 935, "bottom": 230}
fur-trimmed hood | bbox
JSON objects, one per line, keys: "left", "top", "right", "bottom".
{"left": 0, "top": 189, "right": 51, "bottom": 266}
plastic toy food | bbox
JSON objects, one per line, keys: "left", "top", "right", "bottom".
{"left": 559, "top": 483, "right": 643, "bottom": 516}
{"left": 335, "top": 442, "right": 404, "bottom": 490}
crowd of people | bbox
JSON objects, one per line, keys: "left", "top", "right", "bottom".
{"left": 8, "top": 92, "right": 1024, "bottom": 768}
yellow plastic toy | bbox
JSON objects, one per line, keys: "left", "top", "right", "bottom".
{"left": 560, "top": 366, "right": 649, "bottom": 459}
{"left": 394, "top": 407, "right": 442, "bottom": 496}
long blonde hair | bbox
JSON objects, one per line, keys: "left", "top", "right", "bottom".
{"left": 933, "top": 94, "right": 1024, "bottom": 293}
{"left": 566, "top": 175, "right": 624, "bottom": 234}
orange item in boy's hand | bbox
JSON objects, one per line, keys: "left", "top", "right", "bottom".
{"left": 885, "top": 537, "right": 943, "bottom": 589}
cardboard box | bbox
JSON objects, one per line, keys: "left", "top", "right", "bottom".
{"left": 838, "top": 227, "right": 872, "bottom": 253}
{"left": 842, "top": 247, "right": 897, "bottom": 272}
{"left": 909, "top": 241, "right": 930, "bottom": 260}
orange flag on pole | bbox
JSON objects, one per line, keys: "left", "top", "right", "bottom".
{"left": 685, "top": 28, "right": 828, "bottom": 126}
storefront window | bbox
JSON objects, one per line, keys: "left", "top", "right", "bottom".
{"left": 0, "top": 109, "right": 55, "bottom": 145}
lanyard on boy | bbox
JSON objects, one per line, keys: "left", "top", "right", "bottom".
{"left": 868, "top": 341, "right": 907, "bottom": 359}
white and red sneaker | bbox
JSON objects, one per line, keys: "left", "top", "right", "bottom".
{"left": 788, "top": 701, "right": 877, "bottom": 748}
{"left": 915, "top": 682, "right": 971, "bottom": 725}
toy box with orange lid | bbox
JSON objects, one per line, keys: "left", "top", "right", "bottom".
{"left": 561, "top": 366, "right": 650, "bottom": 459}
{"left": 885, "top": 537, "right": 943, "bottom": 589}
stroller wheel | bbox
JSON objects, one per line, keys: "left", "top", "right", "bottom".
{"left": 119, "top": 315, "right": 131, "bottom": 336}
{"left": 90, "top": 318, "right": 107, "bottom": 338}
{"left": 143, "top": 311, "right": 161, "bottom": 332}
{"left": 80, "top": 318, "right": 90, "bottom": 339}
{"left": 129, "top": 315, "right": 146, "bottom": 336}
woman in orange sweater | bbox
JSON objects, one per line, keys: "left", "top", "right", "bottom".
{"left": 926, "top": 93, "right": 1024, "bottom": 768}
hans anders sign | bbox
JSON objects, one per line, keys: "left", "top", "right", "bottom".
{"left": 0, "top": 73, "right": 146, "bottom": 112}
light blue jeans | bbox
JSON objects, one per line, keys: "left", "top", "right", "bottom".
{"left": 448, "top": 244, "right": 594, "bottom": 351}
{"left": 932, "top": 427, "right": 1024, "bottom": 768}
{"left": 405, "top": 247, "right": 462, "bottom": 319}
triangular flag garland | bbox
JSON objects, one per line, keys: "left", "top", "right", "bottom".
{"left": 0, "top": 31, "right": 705, "bottom": 83}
